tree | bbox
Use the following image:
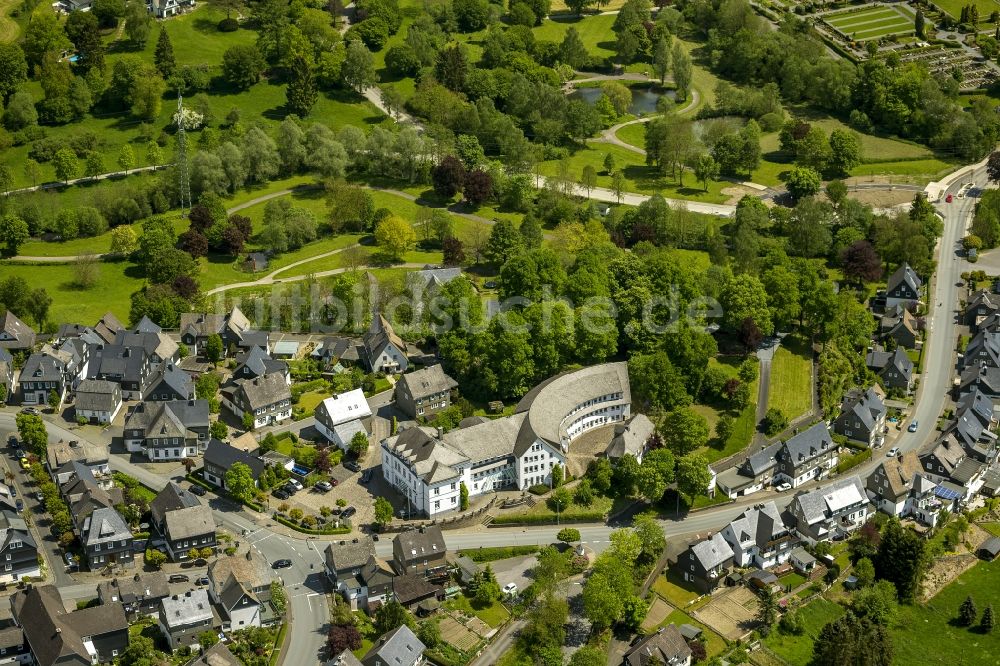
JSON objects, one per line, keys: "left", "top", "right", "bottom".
{"left": 154, "top": 27, "right": 176, "bottom": 79}
{"left": 757, "top": 588, "right": 778, "bottom": 633}
{"left": 840, "top": 240, "right": 882, "bottom": 284}
{"left": 652, "top": 36, "right": 671, "bottom": 84}
{"left": 960, "top": 595, "right": 978, "bottom": 626}
{"left": 459, "top": 481, "right": 469, "bottom": 510}
{"left": 110, "top": 225, "right": 138, "bottom": 256}
{"left": 854, "top": 557, "right": 875, "bottom": 588}
{"left": 198, "top": 630, "right": 219, "bottom": 652}
{"left": 326, "top": 623, "right": 362, "bottom": 655}
{"left": 210, "top": 421, "right": 228, "bottom": 440}
{"left": 661, "top": 408, "right": 709, "bottom": 455}
{"left": 559, "top": 26, "right": 589, "bottom": 67}
{"left": 144, "top": 548, "right": 167, "bottom": 569}
{"left": 915, "top": 8, "right": 925, "bottom": 37}
{"left": 551, "top": 462, "right": 563, "bottom": 488}
{"left": 988, "top": 151, "right": 1000, "bottom": 183}
{"left": 0, "top": 215, "right": 29, "bottom": 256}
{"left": 373, "top": 496, "right": 393, "bottom": 526}
{"left": 349, "top": 431, "right": 369, "bottom": 457}
{"left": 603, "top": 153, "right": 616, "bottom": 176}
{"left": 829, "top": 129, "right": 863, "bottom": 175}
{"left": 812, "top": 612, "right": 894, "bottom": 666}
{"left": 982, "top": 605, "right": 995, "bottom": 633}
{"left": 0, "top": 44, "right": 27, "bottom": 101}
{"left": 582, "top": 570, "right": 625, "bottom": 630}
{"left": 484, "top": 219, "right": 523, "bottom": 265}
{"left": 118, "top": 145, "right": 135, "bottom": 175}
{"left": 125, "top": 0, "right": 152, "bottom": 45}
{"left": 851, "top": 580, "right": 897, "bottom": 627}
{"left": 761, "top": 407, "right": 788, "bottom": 436}
{"left": 47, "top": 389, "right": 60, "bottom": 412}
{"left": 715, "top": 414, "right": 735, "bottom": 442}
{"left": 633, "top": 513, "right": 665, "bottom": 561}
{"left": 16, "top": 414, "right": 46, "bottom": 456}
{"left": 222, "top": 45, "right": 266, "bottom": 90}
{"left": 581, "top": 165, "right": 597, "bottom": 197}
{"left": 432, "top": 156, "right": 466, "bottom": 198}
{"left": 672, "top": 43, "right": 691, "bottom": 100}
{"left": 875, "top": 518, "right": 927, "bottom": 603}
{"left": 374, "top": 600, "right": 414, "bottom": 635}
{"left": 205, "top": 334, "right": 224, "bottom": 364}
{"left": 224, "top": 462, "right": 256, "bottom": 503}
{"left": 675, "top": 453, "right": 711, "bottom": 504}
{"left": 784, "top": 166, "right": 822, "bottom": 200}
{"left": 342, "top": 40, "right": 376, "bottom": 92}
{"left": 463, "top": 170, "right": 493, "bottom": 207}
{"left": 286, "top": 55, "right": 318, "bottom": 117}
{"left": 694, "top": 153, "right": 719, "bottom": 191}
{"left": 375, "top": 216, "right": 416, "bottom": 261}
{"left": 557, "top": 528, "right": 581, "bottom": 544}
{"left": 53, "top": 148, "right": 80, "bottom": 184}
{"left": 417, "top": 619, "right": 442, "bottom": 648}
{"left": 242, "top": 411, "right": 255, "bottom": 431}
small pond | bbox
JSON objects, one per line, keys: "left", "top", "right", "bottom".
{"left": 569, "top": 86, "right": 676, "bottom": 115}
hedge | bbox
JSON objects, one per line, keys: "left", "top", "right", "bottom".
{"left": 458, "top": 545, "right": 541, "bottom": 562}
{"left": 273, "top": 514, "right": 351, "bottom": 535}
{"left": 490, "top": 512, "right": 606, "bottom": 526}
{"left": 268, "top": 623, "right": 287, "bottom": 666}
{"left": 836, "top": 448, "right": 872, "bottom": 474}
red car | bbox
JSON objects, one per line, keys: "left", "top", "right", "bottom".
{"left": 946, "top": 194, "right": 954, "bottom": 203}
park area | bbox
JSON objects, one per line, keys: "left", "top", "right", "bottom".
{"left": 768, "top": 336, "right": 814, "bottom": 422}
{"left": 822, "top": 5, "right": 916, "bottom": 42}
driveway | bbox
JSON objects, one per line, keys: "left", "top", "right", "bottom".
{"left": 488, "top": 554, "right": 538, "bottom": 593}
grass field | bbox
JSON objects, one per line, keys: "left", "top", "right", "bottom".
{"left": 662, "top": 607, "right": 728, "bottom": 657}
{"left": 893, "top": 559, "right": 1000, "bottom": 665}
{"left": 0, "top": 0, "right": 18, "bottom": 42}
{"left": 763, "top": 598, "right": 845, "bottom": 665}
{"left": 0, "top": 260, "right": 137, "bottom": 324}
{"left": 768, "top": 336, "right": 814, "bottom": 421}
{"left": 933, "top": 0, "right": 1000, "bottom": 21}
{"left": 532, "top": 14, "right": 618, "bottom": 60}
{"left": 443, "top": 592, "right": 510, "bottom": 628}
{"left": 824, "top": 6, "right": 914, "bottom": 40}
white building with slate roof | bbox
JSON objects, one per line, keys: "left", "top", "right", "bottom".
{"left": 790, "top": 476, "right": 871, "bottom": 543}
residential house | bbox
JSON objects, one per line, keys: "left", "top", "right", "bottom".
{"left": 0, "top": 349, "right": 12, "bottom": 405}
{"left": 113, "top": 328, "right": 179, "bottom": 366}
{"left": 392, "top": 527, "right": 447, "bottom": 578}
{"left": 315, "top": 389, "right": 373, "bottom": 450}
{"left": 94, "top": 312, "right": 126, "bottom": 345}
{"left": 207, "top": 551, "right": 275, "bottom": 631}
{"left": 865, "top": 346, "right": 914, "bottom": 392}
{"left": 74, "top": 380, "right": 122, "bottom": 425}
{"left": 149, "top": 483, "right": 216, "bottom": 561}
{"left": 0, "top": 511, "right": 38, "bottom": 583}
{"left": 144, "top": 364, "right": 194, "bottom": 401}
{"left": 202, "top": 439, "right": 266, "bottom": 490}
{"left": 123, "top": 400, "right": 210, "bottom": 461}
{"left": 790, "top": 476, "right": 872, "bottom": 543}
{"left": 965, "top": 289, "right": 1000, "bottom": 331}
{"left": 963, "top": 329, "right": 1000, "bottom": 371}
{"left": 0, "top": 313, "right": 34, "bottom": 353}
{"left": 18, "top": 350, "right": 71, "bottom": 406}
{"left": 87, "top": 344, "right": 153, "bottom": 401}
{"left": 394, "top": 365, "right": 458, "bottom": 419}
{"left": 716, "top": 443, "right": 781, "bottom": 499}
{"left": 832, "top": 386, "right": 887, "bottom": 448}
{"left": 324, "top": 537, "right": 393, "bottom": 610}
{"left": 0, "top": 624, "right": 29, "bottom": 666}
{"left": 311, "top": 337, "right": 357, "bottom": 371}
{"left": 233, "top": 347, "right": 289, "bottom": 384}
{"left": 158, "top": 590, "right": 214, "bottom": 651}
{"left": 183, "top": 642, "right": 242, "bottom": 666}
{"left": 180, "top": 307, "right": 267, "bottom": 357}
{"left": 382, "top": 363, "right": 628, "bottom": 515}
{"left": 790, "top": 548, "right": 818, "bottom": 576}
{"left": 879, "top": 304, "right": 919, "bottom": 349}
{"left": 97, "top": 573, "right": 170, "bottom": 619}
{"left": 674, "top": 532, "right": 733, "bottom": 594}
{"left": 623, "top": 624, "right": 692, "bottom": 666}
{"left": 605, "top": 413, "right": 656, "bottom": 464}
{"left": 959, "top": 363, "right": 1000, "bottom": 398}
{"left": 392, "top": 574, "right": 440, "bottom": 612}
{"left": 884, "top": 262, "right": 921, "bottom": 309}
{"left": 410, "top": 267, "right": 461, "bottom": 291}
{"left": 362, "top": 315, "right": 408, "bottom": 374}
{"left": 719, "top": 502, "right": 797, "bottom": 569}
{"left": 865, "top": 452, "right": 945, "bottom": 527}
{"left": 46, "top": 442, "right": 111, "bottom": 487}
{"left": 11, "top": 585, "right": 128, "bottom": 666}
{"left": 774, "top": 422, "right": 838, "bottom": 488}
{"left": 360, "top": 625, "right": 425, "bottom": 666}
{"left": 221, "top": 374, "right": 292, "bottom": 429}
{"left": 327, "top": 651, "right": 364, "bottom": 666}
{"left": 78, "top": 506, "right": 134, "bottom": 570}
{"left": 150, "top": 0, "right": 195, "bottom": 18}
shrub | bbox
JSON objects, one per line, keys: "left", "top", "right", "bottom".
{"left": 527, "top": 484, "right": 549, "bottom": 496}
{"left": 218, "top": 17, "right": 239, "bottom": 31}
{"left": 458, "top": 545, "right": 540, "bottom": 562}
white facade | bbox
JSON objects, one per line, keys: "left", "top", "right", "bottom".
{"left": 222, "top": 395, "right": 291, "bottom": 429}
{"left": 371, "top": 344, "right": 407, "bottom": 374}
{"left": 315, "top": 390, "right": 372, "bottom": 449}
{"left": 75, "top": 401, "right": 122, "bottom": 425}
{"left": 560, "top": 395, "right": 629, "bottom": 450}
{"left": 516, "top": 441, "right": 563, "bottom": 489}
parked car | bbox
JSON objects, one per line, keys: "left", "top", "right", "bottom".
{"left": 908, "top": 420, "right": 919, "bottom": 433}
{"left": 168, "top": 574, "right": 190, "bottom": 583}
{"left": 195, "top": 576, "right": 209, "bottom": 586}
{"left": 502, "top": 583, "right": 518, "bottom": 597}
{"left": 272, "top": 559, "right": 293, "bottom": 569}
{"left": 281, "top": 483, "right": 299, "bottom": 495}
{"left": 189, "top": 485, "right": 207, "bottom": 496}
{"left": 63, "top": 553, "right": 77, "bottom": 569}
{"left": 887, "top": 447, "right": 901, "bottom": 458}
{"left": 6, "top": 436, "right": 16, "bottom": 448}
{"left": 314, "top": 481, "right": 333, "bottom": 492}
{"left": 344, "top": 460, "right": 361, "bottom": 473}
{"left": 18, "top": 408, "right": 37, "bottom": 416}
{"left": 14, "top": 499, "right": 22, "bottom": 512}
{"left": 775, "top": 482, "right": 792, "bottom": 492}
{"left": 272, "top": 488, "right": 290, "bottom": 500}
{"left": 341, "top": 506, "right": 357, "bottom": 519}
{"left": 18, "top": 458, "right": 29, "bottom": 470}
{"left": 360, "top": 470, "right": 372, "bottom": 484}
{"left": 286, "top": 479, "right": 303, "bottom": 491}
{"left": 8, "top": 486, "right": 16, "bottom": 498}
{"left": 946, "top": 194, "right": 954, "bottom": 203}
{"left": 35, "top": 492, "right": 43, "bottom": 503}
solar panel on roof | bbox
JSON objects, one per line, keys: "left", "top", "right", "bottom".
{"left": 935, "top": 485, "right": 961, "bottom": 500}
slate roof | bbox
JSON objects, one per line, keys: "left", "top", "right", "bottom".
{"left": 325, "top": 536, "right": 376, "bottom": 572}
{"left": 114, "top": 329, "right": 178, "bottom": 362}
{"left": 780, "top": 422, "right": 834, "bottom": 466}
{"left": 204, "top": 439, "right": 266, "bottom": 479}
{"left": 222, "top": 373, "right": 291, "bottom": 411}
{"left": 151, "top": 483, "right": 215, "bottom": 540}
{"left": 0, "top": 311, "right": 35, "bottom": 349}
{"left": 868, "top": 451, "right": 921, "bottom": 499}
{"left": 886, "top": 262, "right": 921, "bottom": 295}
{"left": 838, "top": 386, "right": 885, "bottom": 431}
{"left": 391, "top": 573, "right": 439, "bottom": 605}
{"left": 234, "top": 347, "right": 287, "bottom": 378}
{"left": 98, "top": 572, "right": 170, "bottom": 607}
{"left": 921, "top": 438, "right": 967, "bottom": 477}
{"left": 312, "top": 337, "right": 353, "bottom": 361}
{"left": 411, "top": 267, "right": 462, "bottom": 289}
{"left": 184, "top": 642, "right": 243, "bottom": 666}
{"left": 361, "top": 625, "right": 425, "bottom": 666}
{"left": 363, "top": 314, "right": 407, "bottom": 362}
{"left": 20, "top": 352, "right": 65, "bottom": 383}
{"left": 394, "top": 526, "right": 446, "bottom": 564}
{"left": 741, "top": 442, "right": 781, "bottom": 477}
{"left": 12, "top": 585, "right": 127, "bottom": 666}
{"left": 46, "top": 439, "right": 109, "bottom": 470}
{"left": 208, "top": 551, "right": 273, "bottom": 597}
{"left": 132, "top": 315, "right": 161, "bottom": 334}
{"left": 147, "top": 363, "right": 194, "bottom": 398}
{"left": 960, "top": 364, "right": 1000, "bottom": 396}
{"left": 94, "top": 312, "right": 126, "bottom": 344}
{"left": 725, "top": 501, "right": 789, "bottom": 550}
{"left": 793, "top": 476, "right": 866, "bottom": 526}
{"left": 81, "top": 506, "right": 132, "bottom": 547}
{"left": 317, "top": 389, "right": 372, "bottom": 427}
{"left": 690, "top": 532, "right": 733, "bottom": 570}
{"left": 397, "top": 365, "right": 458, "bottom": 401}
{"left": 624, "top": 624, "right": 692, "bottom": 666}
{"left": 606, "top": 413, "right": 655, "bottom": 459}
{"left": 326, "top": 650, "right": 364, "bottom": 666}
{"left": 74, "top": 379, "right": 120, "bottom": 413}
{"left": 160, "top": 590, "right": 213, "bottom": 629}
{"left": 866, "top": 346, "right": 913, "bottom": 381}
{"left": 125, "top": 400, "right": 209, "bottom": 439}
{"left": 0, "top": 510, "right": 34, "bottom": 551}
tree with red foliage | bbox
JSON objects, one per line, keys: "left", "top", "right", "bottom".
{"left": 687, "top": 639, "right": 707, "bottom": 663}
{"left": 180, "top": 230, "right": 208, "bottom": 258}
{"left": 326, "top": 624, "right": 362, "bottom": 656}
{"left": 432, "top": 155, "right": 466, "bottom": 198}
{"left": 463, "top": 169, "right": 493, "bottom": 207}
{"left": 739, "top": 317, "right": 762, "bottom": 352}
{"left": 840, "top": 240, "right": 882, "bottom": 285}
{"left": 988, "top": 150, "right": 1000, "bottom": 183}
{"left": 222, "top": 225, "right": 246, "bottom": 255}
{"left": 314, "top": 448, "right": 333, "bottom": 473}
{"left": 188, "top": 205, "right": 214, "bottom": 233}
{"left": 443, "top": 237, "right": 465, "bottom": 266}
{"left": 645, "top": 432, "right": 664, "bottom": 450}
{"left": 229, "top": 214, "right": 253, "bottom": 241}
{"left": 172, "top": 275, "right": 200, "bottom": 300}
{"left": 722, "top": 378, "right": 742, "bottom": 400}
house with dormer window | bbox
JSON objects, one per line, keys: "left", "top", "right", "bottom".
{"left": 221, "top": 373, "right": 292, "bottom": 429}
{"left": 123, "top": 400, "right": 210, "bottom": 461}
{"left": 392, "top": 527, "right": 447, "bottom": 578}
{"left": 884, "top": 263, "right": 921, "bottom": 309}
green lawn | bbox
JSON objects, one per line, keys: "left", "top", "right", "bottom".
{"left": 980, "top": 522, "right": 1000, "bottom": 537}
{"left": 651, "top": 570, "right": 702, "bottom": 608}
{"left": 932, "top": 0, "right": 1000, "bottom": 20}
{"left": 763, "top": 598, "right": 845, "bottom": 665}
{"left": 0, "top": 260, "right": 138, "bottom": 324}
{"left": 779, "top": 571, "right": 808, "bottom": 590}
{"left": 892, "top": 559, "right": 1000, "bottom": 665}
{"left": 532, "top": 14, "right": 618, "bottom": 60}
{"left": 615, "top": 122, "right": 647, "bottom": 150}
{"left": 662, "top": 608, "right": 728, "bottom": 658}
{"left": 443, "top": 592, "right": 511, "bottom": 628}
{"left": 768, "top": 336, "right": 813, "bottom": 421}
{"left": 691, "top": 356, "right": 759, "bottom": 463}
{"left": 295, "top": 390, "right": 327, "bottom": 414}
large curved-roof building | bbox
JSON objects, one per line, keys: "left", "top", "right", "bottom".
{"left": 380, "top": 362, "right": 632, "bottom": 516}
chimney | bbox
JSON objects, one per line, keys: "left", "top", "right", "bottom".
{"left": 55, "top": 628, "right": 61, "bottom": 634}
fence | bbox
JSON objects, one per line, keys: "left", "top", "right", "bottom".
{"left": 381, "top": 497, "right": 498, "bottom": 533}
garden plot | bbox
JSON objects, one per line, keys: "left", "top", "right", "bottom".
{"left": 891, "top": 43, "right": 998, "bottom": 89}
{"left": 691, "top": 586, "right": 760, "bottom": 641}
{"left": 824, "top": 5, "right": 915, "bottom": 41}
{"left": 439, "top": 614, "right": 483, "bottom": 652}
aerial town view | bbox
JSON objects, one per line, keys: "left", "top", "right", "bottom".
{"left": 1, "top": 0, "right": 1000, "bottom": 662}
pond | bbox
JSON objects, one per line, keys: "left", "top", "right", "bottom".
{"left": 569, "top": 86, "right": 676, "bottom": 115}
